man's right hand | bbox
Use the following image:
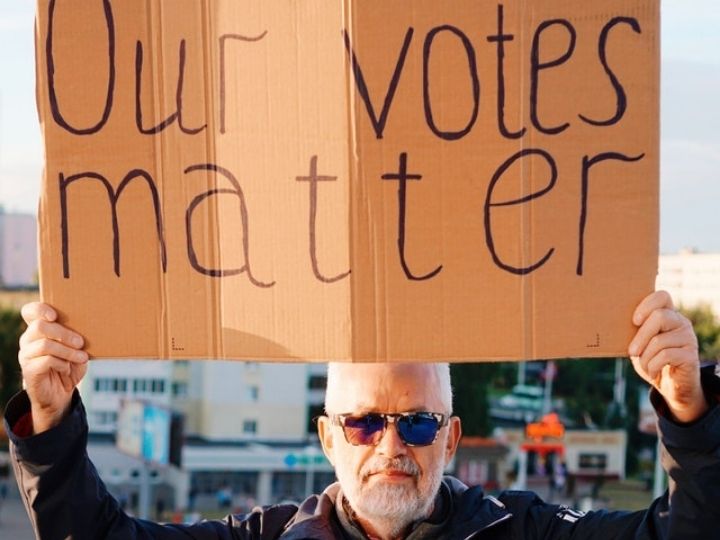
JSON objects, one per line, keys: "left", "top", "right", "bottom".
{"left": 19, "top": 302, "right": 89, "bottom": 434}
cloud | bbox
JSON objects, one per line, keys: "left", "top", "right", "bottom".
{"left": 0, "top": 10, "right": 35, "bottom": 33}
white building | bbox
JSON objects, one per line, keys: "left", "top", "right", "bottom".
{"left": 80, "top": 360, "right": 332, "bottom": 511}
{"left": 0, "top": 210, "right": 37, "bottom": 287}
{"left": 656, "top": 249, "right": 720, "bottom": 318}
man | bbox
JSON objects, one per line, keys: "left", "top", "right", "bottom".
{"left": 4, "top": 291, "right": 720, "bottom": 539}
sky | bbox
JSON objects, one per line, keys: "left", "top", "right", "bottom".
{"left": 0, "top": 1, "right": 718, "bottom": 254}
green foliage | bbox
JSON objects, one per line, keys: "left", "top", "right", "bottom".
{"left": 0, "top": 307, "right": 25, "bottom": 412}
{"left": 679, "top": 304, "right": 720, "bottom": 361}
{"left": 553, "top": 358, "right": 615, "bottom": 427}
{"left": 553, "top": 357, "right": 649, "bottom": 475}
{"left": 451, "top": 363, "right": 501, "bottom": 436}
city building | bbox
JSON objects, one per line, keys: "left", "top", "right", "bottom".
{"left": 80, "top": 360, "right": 333, "bottom": 512}
{"left": 657, "top": 249, "right": 720, "bottom": 317}
{"left": 0, "top": 210, "right": 37, "bottom": 287}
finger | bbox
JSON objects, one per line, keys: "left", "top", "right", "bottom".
{"left": 632, "top": 290, "right": 674, "bottom": 326}
{"left": 645, "top": 348, "right": 698, "bottom": 381}
{"left": 69, "top": 363, "right": 88, "bottom": 387}
{"left": 20, "top": 302, "right": 57, "bottom": 325}
{"left": 638, "top": 326, "right": 697, "bottom": 372}
{"left": 20, "top": 337, "right": 88, "bottom": 365}
{"left": 628, "top": 308, "right": 687, "bottom": 357}
{"left": 20, "top": 319, "right": 84, "bottom": 350}
{"left": 20, "top": 355, "right": 72, "bottom": 379}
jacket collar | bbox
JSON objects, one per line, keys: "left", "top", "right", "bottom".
{"left": 280, "top": 477, "right": 512, "bottom": 539}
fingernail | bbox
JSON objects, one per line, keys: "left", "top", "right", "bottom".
{"left": 628, "top": 343, "right": 638, "bottom": 356}
{"left": 72, "top": 336, "right": 83, "bottom": 348}
{"left": 75, "top": 350, "right": 88, "bottom": 362}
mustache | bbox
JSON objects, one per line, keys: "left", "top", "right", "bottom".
{"left": 361, "top": 456, "right": 421, "bottom": 480}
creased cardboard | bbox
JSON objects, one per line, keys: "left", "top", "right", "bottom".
{"left": 35, "top": 0, "right": 659, "bottom": 362}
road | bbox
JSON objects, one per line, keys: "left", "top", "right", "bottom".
{"left": 0, "top": 494, "right": 35, "bottom": 539}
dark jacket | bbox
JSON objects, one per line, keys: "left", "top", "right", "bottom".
{"left": 5, "top": 369, "right": 720, "bottom": 540}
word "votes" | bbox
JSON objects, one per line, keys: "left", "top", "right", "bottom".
{"left": 45, "top": 2, "right": 642, "bottom": 139}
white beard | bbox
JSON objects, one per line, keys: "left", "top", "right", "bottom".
{"left": 342, "top": 455, "right": 445, "bottom": 536}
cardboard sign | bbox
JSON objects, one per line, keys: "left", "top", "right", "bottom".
{"left": 36, "top": 0, "right": 659, "bottom": 362}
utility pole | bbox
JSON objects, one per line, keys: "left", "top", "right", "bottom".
{"left": 613, "top": 358, "right": 627, "bottom": 414}
{"left": 517, "top": 361, "right": 526, "bottom": 386}
{"left": 542, "top": 361, "right": 556, "bottom": 414}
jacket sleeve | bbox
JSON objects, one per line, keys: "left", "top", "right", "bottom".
{"left": 514, "top": 366, "right": 720, "bottom": 540}
{"left": 4, "top": 390, "right": 296, "bottom": 540}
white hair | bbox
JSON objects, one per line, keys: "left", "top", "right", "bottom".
{"left": 325, "top": 362, "right": 453, "bottom": 414}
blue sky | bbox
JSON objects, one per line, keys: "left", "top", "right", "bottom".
{"left": 1, "top": 1, "right": 718, "bottom": 254}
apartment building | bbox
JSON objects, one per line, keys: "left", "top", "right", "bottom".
{"left": 656, "top": 249, "right": 720, "bottom": 317}
{"left": 80, "top": 360, "right": 332, "bottom": 511}
{"left": 0, "top": 210, "right": 37, "bottom": 287}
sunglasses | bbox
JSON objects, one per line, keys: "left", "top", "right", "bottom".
{"left": 329, "top": 412, "right": 449, "bottom": 447}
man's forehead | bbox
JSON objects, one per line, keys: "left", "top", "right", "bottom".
{"left": 348, "top": 401, "right": 430, "bottom": 413}
{"left": 326, "top": 362, "right": 444, "bottom": 412}
{"left": 333, "top": 362, "right": 436, "bottom": 379}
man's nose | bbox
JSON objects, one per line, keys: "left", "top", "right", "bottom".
{"left": 375, "top": 420, "right": 408, "bottom": 457}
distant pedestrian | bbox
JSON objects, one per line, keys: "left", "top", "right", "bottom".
{"left": 0, "top": 480, "right": 8, "bottom": 523}
{"left": 553, "top": 461, "right": 567, "bottom": 498}
{"left": 188, "top": 487, "right": 198, "bottom": 511}
{"left": 155, "top": 498, "right": 166, "bottom": 520}
{"left": 216, "top": 486, "right": 232, "bottom": 509}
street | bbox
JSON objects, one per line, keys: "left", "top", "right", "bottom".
{"left": 0, "top": 495, "right": 34, "bottom": 540}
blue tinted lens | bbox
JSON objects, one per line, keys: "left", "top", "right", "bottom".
{"left": 397, "top": 414, "right": 440, "bottom": 446}
{"left": 343, "top": 414, "right": 386, "bottom": 445}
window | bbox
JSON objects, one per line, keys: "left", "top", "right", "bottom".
{"left": 94, "top": 411, "right": 118, "bottom": 426}
{"left": 133, "top": 379, "right": 166, "bottom": 394}
{"left": 172, "top": 382, "right": 188, "bottom": 397}
{"left": 578, "top": 453, "right": 607, "bottom": 470}
{"left": 243, "top": 420, "right": 257, "bottom": 435}
{"left": 306, "top": 404, "right": 325, "bottom": 434}
{"left": 94, "top": 378, "right": 127, "bottom": 393}
{"left": 248, "top": 385, "right": 259, "bottom": 401}
{"left": 308, "top": 375, "right": 327, "bottom": 390}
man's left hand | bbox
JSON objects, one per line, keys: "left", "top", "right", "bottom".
{"left": 629, "top": 290, "right": 707, "bottom": 424}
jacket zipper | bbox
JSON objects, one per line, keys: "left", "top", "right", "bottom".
{"left": 463, "top": 512, "right": 513, "bottom": 540}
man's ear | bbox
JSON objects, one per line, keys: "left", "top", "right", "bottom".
{"left": 444, "top": 417, "right": 462, "bottom": 466}
{"left": 317, "top": 416, "right": 336, "bottom": 466}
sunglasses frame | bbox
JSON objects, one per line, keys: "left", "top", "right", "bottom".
{"left": 328, "top": 412, "right": 449, "bottom": 447}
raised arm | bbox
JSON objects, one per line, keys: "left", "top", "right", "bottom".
{"left": 6, "top": 303, "right": 291, "bottom": 539}
{"left": 628, "top": 290, "right": 708, "bottom": 423}
{"left": 18, "top": 302, "right": 89, "bottom": 432}
{"left": 508, "top": 291, "right": 720, "bottom": 539}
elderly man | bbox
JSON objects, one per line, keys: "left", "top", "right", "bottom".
{"left": 4, "top": 291, "right": 720, "bottom": 539}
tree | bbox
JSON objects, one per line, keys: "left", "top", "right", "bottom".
{"left": 0, "top": 307, "right": 25, "bottom": 413}
{"left": 451, "top": 363, "right": 501, "bottom": 436}
{"left": 552, "top": 358, "right": 615, "bottom": 427}
{"left": 679, "top": 304, "right": 720, "bottom": 361}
